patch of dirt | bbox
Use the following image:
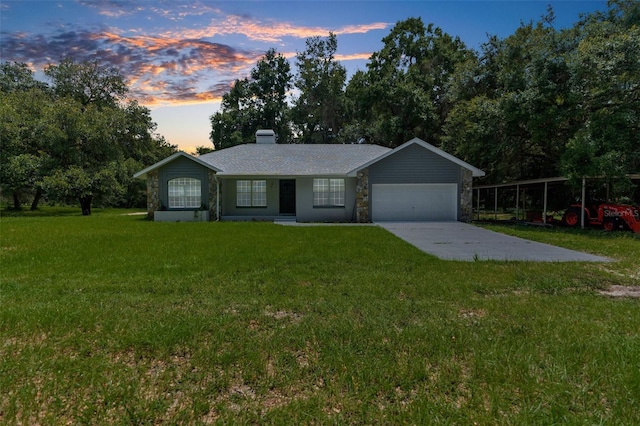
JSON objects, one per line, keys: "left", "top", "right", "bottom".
{"left": 263, "top": 308, "right": 304, "bottom": 325}
{"left": 600, "top": 266, "right": 640, "bottom": 281}
{"left": 459, "top": 309, "right": 486, "bottom": 319}
{"left": 598, "top": 285, "right": 640, "bottom": 298}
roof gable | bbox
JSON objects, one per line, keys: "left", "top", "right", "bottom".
{"left": 133, "top": 151, "right": 222, "bottom": 179}
{"left": 349, "top": 138, "right": 485, "bottom": 177}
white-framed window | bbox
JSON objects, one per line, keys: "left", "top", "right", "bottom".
{"left": 168, "top": 177, "right": 201, "bottom": 208}
{"left": 313, "top": 178, "right": 345, "bottom": 207}
{"left": 237, "top": 180, "right": 267, "bottom": 207}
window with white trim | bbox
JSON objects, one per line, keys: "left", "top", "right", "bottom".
{"left": 313, "top": 178, "right": 345, "bottom": 207}
{"left": 237, "top": 180, "right": 267, "bottom": 207}
{"left": 168, "top": 177, "right": 201, "bottom": 208}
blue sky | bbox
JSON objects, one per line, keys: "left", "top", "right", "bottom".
{"left": 1, "top": 1, "right": 607, "bottom": 152}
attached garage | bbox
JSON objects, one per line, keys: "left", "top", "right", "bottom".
{"left": 351, "top": 138, "right": 485, "bottom": 222}
{"left": 371, "top": 183, "right": 458, "bottom": 221}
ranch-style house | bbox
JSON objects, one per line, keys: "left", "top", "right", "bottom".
{"left": 133, "top": 130, "right": 485, "bottom": 223}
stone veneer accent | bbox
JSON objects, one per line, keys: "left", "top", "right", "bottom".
{"left": 208, "top": 171, "right": 218, "bottom": 221}
{"left": 146, "top": 170, "right": 160, "bottom": 220}
{"left": 459, "top": 168, "right": 473, "bottom": 222}
{"left": 355, "top": 168, "right": 370, "bottom": 223}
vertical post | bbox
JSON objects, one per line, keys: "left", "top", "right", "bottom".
{"left": 216, "top": 177, "right": 221, "bottom": 221}
{"left": 494, "top": 188, "right": 498, "bottom": 221}
{"left": 581, "top": 177, "right": 586, "bottom": 229}
{"left": 543, "top": 181, "right": 548, "bottom": 224}
{"left": 515, "top": 184, "right": 520, "bottom": 222}
{"left": 476, "top": 188, "right": 480, "bottom": 220}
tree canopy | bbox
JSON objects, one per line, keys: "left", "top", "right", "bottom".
{"left": 442, "top": 0, "right": 639, "bottom": 193}
{"left": 0, "top": 59, "right": 176, "bottom": 214}
{"left": 291, "top": 32, "right": 347, "bottom": 144}
{"left": 209, "top": 49, "right": 292, "bottom": 149}
{"left": 209, "top": 1, "right": 638, "bottom": 198}
{"left": 3, "top": 1, "right": 638, "bottom": 212}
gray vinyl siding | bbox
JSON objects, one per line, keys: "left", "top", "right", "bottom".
{"left": 220, "top": 177, "right": 357, "bottom": 222}
{"left": 368, "top": 143, "right": 461, "bottom": 185}
{"left": 158, "top": 157, "right": 209, "bottom": 210}
{"left": 221, "top": 178, "right": 280, "bottom": 216}
{"left": 368, "top": 143, "right": 465, "bottom": 220}
{"left": 295, "top": 177, "right": 357, "bottom": 222}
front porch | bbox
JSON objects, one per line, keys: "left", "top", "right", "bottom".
{"left": 221, "top": 215, "right": 297, "bottom": 222}
{"left": 154, "top": 210, "right": 210, "bottom": 222}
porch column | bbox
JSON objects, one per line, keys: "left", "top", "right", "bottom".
{"left": 146, "top": 170, "right": 159, "bottom": 220}
{"left": 355, "top": 168, "right": 369, "bottom": 223}
{"left": 208, "top": 171, "right": 218, "bottom": 221}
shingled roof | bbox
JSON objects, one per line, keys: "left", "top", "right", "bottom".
{"left": 197, "top": 144, "right": 392, "bottom": 176}
{"left": 134, "top": 138, "right": 485, "bottom": 180}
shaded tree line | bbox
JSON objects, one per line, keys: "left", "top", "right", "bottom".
{"left": 1, "top": 59, "right": 176, "bottom": 214}
{"left": 211, "top": 0, "right": 639, "bottom": 195}
{"left": 3, "top": 1, "right": 636, "bottom": 214}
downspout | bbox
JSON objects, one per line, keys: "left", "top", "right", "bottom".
{"left": 352, "top": 197, "right": 357, "bottom": 222}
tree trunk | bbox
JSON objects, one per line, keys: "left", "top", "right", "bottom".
{"left": 30, "top": 188, "right": 43, "bottom": 211}
{"left": 79, "top": 195, "right": 92, "bottom": 216}
{"left": 12, "top": 191, "right": 21, "bottom": 210}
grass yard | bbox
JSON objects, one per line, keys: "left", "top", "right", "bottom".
{"left": 1, "top": 210, "right": 639, "bottom": 424}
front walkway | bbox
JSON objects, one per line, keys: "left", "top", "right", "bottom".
{"left": 376, "top": 222, "right": 611, "bottom": 262}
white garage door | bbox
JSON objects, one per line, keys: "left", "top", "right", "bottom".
{"left": 372, "top": 183, "right": 458, "bottom": 221}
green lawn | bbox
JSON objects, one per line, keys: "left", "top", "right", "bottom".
{"left": 1, "top": 211, "right": 639, "bottom": 424}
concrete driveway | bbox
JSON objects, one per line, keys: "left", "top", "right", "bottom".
{"left": 376, "top": 222, "right": 611, "bottom": 262}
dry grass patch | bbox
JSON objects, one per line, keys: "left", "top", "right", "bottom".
{"left": 598, "top": 285, "right": 640, "bottom": 298}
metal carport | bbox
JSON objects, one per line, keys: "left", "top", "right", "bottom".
{"left": 473, "top": 175, "right": 640, "bottom": 229}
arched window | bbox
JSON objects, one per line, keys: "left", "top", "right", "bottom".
{"left": 168, "top": 178, "right": 201, "bottom": 208}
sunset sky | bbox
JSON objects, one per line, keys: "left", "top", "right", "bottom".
{"left": 1, "top": 1, "right": 607, "bottom": 153}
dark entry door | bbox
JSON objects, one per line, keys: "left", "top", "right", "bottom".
{"left": 279, "top": 180, "right": 296, "bottom": 215}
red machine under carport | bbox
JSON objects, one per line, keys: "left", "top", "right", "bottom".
{"left": 562, "top": 201, "right": 640, "bottom": 233}
{"left": 473, "top": 175, "right": 640, "bottom": 233}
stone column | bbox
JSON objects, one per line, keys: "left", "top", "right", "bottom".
{"left": 208, "top": 171, "right": 218, "bottom": 221}
{"left": 459, "top": 168, "right": 473, "bottom": 222}
{"left": 355, "top": 168, "right": 370, "bottom": 223}
{"left": 147, "top": 170, "right": 160, "bottom": 220}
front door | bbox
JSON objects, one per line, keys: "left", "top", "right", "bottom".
{"left": 279, "top": 180, "right": 296, "bottom": 215}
